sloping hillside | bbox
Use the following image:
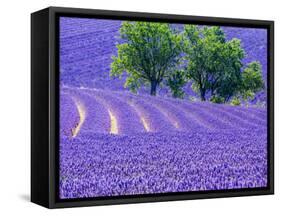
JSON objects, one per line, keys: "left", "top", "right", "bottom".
{"left": 59, "top": 87, "right": 267, "bottom": 198}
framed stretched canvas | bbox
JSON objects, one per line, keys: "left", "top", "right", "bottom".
{"left": 31, "top": 6, "right": 274, "bottom": 208}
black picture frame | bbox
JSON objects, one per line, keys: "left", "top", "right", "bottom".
{"left": 31, "top": 6, "right": 274, "bottom": 209}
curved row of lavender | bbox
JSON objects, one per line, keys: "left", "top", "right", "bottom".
{"left": 61, "top": 87, "right": 266, "bottom": 135}
{"left": 59, "top": 17, "right": 268, "bottom": 199}
{"left": 60, "top": 87, "right": 267, "bottom": 198}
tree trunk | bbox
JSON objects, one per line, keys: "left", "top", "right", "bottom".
{"left": 200, "top": 89, "right": 206, "bottom": 101}
{"left": 150, "top": 81, "right": 157, "bottom": 96}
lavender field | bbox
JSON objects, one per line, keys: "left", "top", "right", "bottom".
{"left": 59, "top": 17, "right": 268, "bottom": 199}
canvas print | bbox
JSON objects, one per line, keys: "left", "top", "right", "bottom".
{"left": 59, "top": 17, "right": 268, "bottom": 199}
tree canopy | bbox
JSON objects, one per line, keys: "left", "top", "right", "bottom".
{"left": 110, "top": 22, "right": 265, "bottom": 105}
{"left": 166, "top": 70, "right": 188, "bottom": 99}
{"left": 110, "top": 21, "right": 182, "bottom": 95}
{"left": 182, "top": 25, "right": 245, "bottom": 102}
{"left": 239, "top": 61, "right": 264, "bottom": 101}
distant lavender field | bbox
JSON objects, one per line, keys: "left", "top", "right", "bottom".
{"left": 59, "top": 17, "right": 268, "bottom": 199}
{"left": 59, "top": 17, "right": 267, "bottom": 101}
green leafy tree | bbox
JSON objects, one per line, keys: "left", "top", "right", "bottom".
{"left": 166, "top": 70, "right": 187, "bottom": 98}
{"left": 110, "top": 21, "right": 182, "bottom": 95}
{"left": 182, "top": 25, "right": 244, "bottom": 102}
{"left": 239, "top": 61, "right": 264, "bottom": 101}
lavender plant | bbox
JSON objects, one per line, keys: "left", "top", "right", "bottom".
{"left": 59, "top": 17, "right": 268, "bottom": 199}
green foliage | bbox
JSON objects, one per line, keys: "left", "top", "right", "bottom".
{"left": 166, "top": 70, "right": 187, "bottom": 99}
{"left": 241, "top": 90, "right": 255, "bottom": 101}
{"left": 240, "top": 61, "right": 264, "bottom": 100}
{"left": 110, "top": 22, "right": 264, "bottom": 104}
{"left": 182, "top": 25, "right": 244, "bottom": 102}
{"left": 230, "top": 61, "right": 265, "bottom": 105}
{"left": 210, "top": 95, "right": 224, "bottom": 104}
{"left": 110, "top": 21, "right": 183, "bottom": 95}
{"left": 230, "top": 97, "right": 241, "bottom": 106}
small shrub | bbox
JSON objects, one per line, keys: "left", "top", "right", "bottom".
{"left": 230, "top": 97, "right": 241, "bottom": 106}
{"left": 210, "top": 96, "right": 224, "bottom": 104}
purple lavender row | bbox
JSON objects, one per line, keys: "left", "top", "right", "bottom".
{"left": 114, "top": 92, "right": 177, "bottom": 132}
{"left": 206, "top": 102, "right": 266, "bottom": 127}
{"left": 194, "top": 102, "right": 266, "bottom": 130}
{"left": 62, "top": 88, "right": 267, "bottom": 135}
{"left": 64, "top": 88, "right": 111, "bottom": 136}
{"left": 59, "top": 129, "right": 267, "bottom": 198}
{"left": 60, "top": 17, "right": 121, "bottom": 39}
{"left": 159, "top": 95, "right": 265, "bottom": 130}
{"left": 60, "top": 92, "right": 80, "bottom": 138}
{"left": 118, "top": 92, "right": 206, "bottom": 132}
{"left": 84, "top": 88, "right": 146, "bottom": 135}
{"left": 150, "top": 95, "right": 233, "bottom": 130}
{"left": 238, "top": 106, "right": 267, "bottom": 120}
